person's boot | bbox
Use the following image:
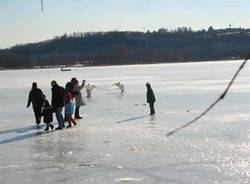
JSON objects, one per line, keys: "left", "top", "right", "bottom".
{"left": 75, "top": 107, "right": 82, "bottom": 119}
{"left": 150, "top": 109, "right": 156, "bottom": 115}
{"left": 55, "top": 127, "right": 63, "bottom": 130}
{"left": 44, "top": 125, "right": 49, "bottom": 131}
{"left": 66, "top": 124, "right": 72, "bottom": 128}
{"left": 36, "top": 119, "right": 41, "bottom": 125}
{"left": 50, "top": 124, "right": 54, "bottom": 130}
{"left": 72, "top": 120, "right": 77, "bottom": 126}
{"left": 64, "top": 113, "right": 67, "bottom": 122}
{"left": 75, "top": 116, "right": 82, "bottom": 119}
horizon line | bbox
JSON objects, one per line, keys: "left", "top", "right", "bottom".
{"left": 1, "top": 26, "right": 250, "bottom": 50}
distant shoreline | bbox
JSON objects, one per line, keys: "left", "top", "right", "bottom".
{"left": 0, "top": 28, "right": 248, "bottom": 70}
{"left": 0, "top": 58, "right": 242, "bottom": 71}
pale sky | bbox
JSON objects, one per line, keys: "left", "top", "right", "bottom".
{"left": 0, "top": 0, "right": 250, "bottom": 49}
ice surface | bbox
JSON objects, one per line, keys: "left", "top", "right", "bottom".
{"left": 0, "top": 61, "right": 249, "bottom": 184}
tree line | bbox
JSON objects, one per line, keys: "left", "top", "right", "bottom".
{"left": 1, "top": 27, "right": 250, "bottom": 69}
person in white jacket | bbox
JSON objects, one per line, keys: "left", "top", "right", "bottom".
{"left": 71, "top": 78, "right": 86, "bottom": 119}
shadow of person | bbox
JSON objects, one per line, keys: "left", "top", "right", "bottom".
{"left": 114, "top": 115, "right": 148, "bottom": 124}
{"left": 0, "top": 124, "right": 45, "bottom": 135}
{"left": 0, "top": 131, "right": 46, "bottom": 145}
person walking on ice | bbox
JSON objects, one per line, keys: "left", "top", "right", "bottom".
{"left": 51, "top": 80, "right": 65, "bottom": 130}
{"left": 146, "top": 82, "right": 156, "bottom": 115}
{"left": 71, "top": 78, "right": 86, "bottom": 119}
{"left": 64, "top": 82, "right": 77, "bottom": 128}
{"left": 27, "top": 82, "right": 44, "bottom": 125}
{"left": 42, "top": 95, "right": 54, "bottom": 131}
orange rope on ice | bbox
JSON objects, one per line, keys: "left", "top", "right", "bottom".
{"left": 166, "top": 54, "right": 250, "bottom": 137}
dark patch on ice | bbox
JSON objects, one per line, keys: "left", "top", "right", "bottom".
{"left": 78, "top": 163, "right": 98, "bottom": 167}
{"left": 106, "top": 92, "right": 125, "bottom": 95}
{"left": 114, "top": 115, "right": 148, "bottom": 124}
{"left": 134, "top": 104, "right": 148, "bottom": 106}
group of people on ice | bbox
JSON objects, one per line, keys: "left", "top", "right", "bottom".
{"left": 27, "top": 78, "right": 86, "bottom": 131}
{"left": 27, "top": 78, "right": 156, "bottom": 132}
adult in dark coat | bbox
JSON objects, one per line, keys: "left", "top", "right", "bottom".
{"left": 51, "top": 80, "right": 65, "bottom": 130}
{"left": 146, "top": 82, "right": 156, "bottom": 115}
{"left": 27, "top": 82, "right": 44, "bottom": 125}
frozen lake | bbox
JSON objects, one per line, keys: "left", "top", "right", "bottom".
{"left": 0, "top": 61, "right": 249, "bottom": 184}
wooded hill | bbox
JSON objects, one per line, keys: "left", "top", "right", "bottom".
{"left": 1, "top": 27, "right": 250, "bottom": 69}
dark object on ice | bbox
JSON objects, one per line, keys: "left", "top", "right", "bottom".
{"left": 27, "top": 82, "right": 45, "bottom": 125}
{"left": 146, "top": 82, "right": 156, "bottom": 115}
{"left": 61, "top": 66, "right": 71, "bottom": 71}
{"left": 51, "top": 80, "right": 65, "bottom": 129}
{"left": 42, "top": 97, "right": 54, "bottom": 131}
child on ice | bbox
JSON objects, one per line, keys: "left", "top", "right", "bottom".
{"left": 42, "top": 95, "right": 54, "bottom": 131}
